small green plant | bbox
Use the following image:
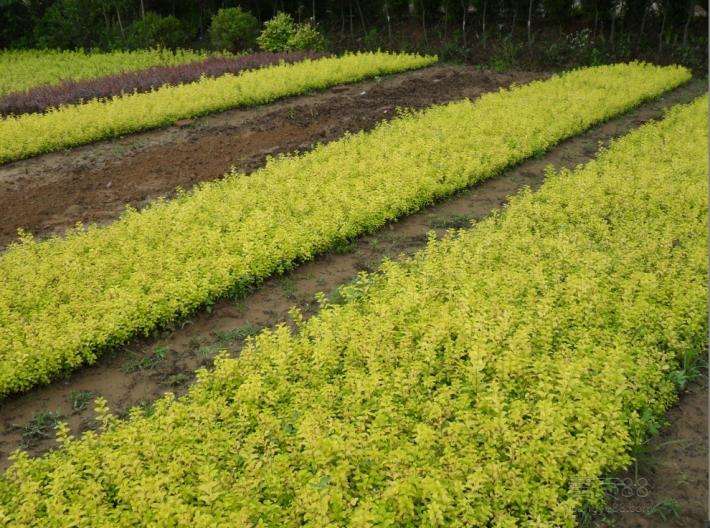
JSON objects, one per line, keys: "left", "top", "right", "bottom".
{"left": 488, "top": 37, "right": 520, "bottom": 72}
{"left": 287, "top": 23, "right": 326, "bottom": 52}
{"left": 20, "top": 411, "right": 63, "bottom": 445}
{"left": 257, "top": 12, "right": 325, "bottom": 52}
{"left": 69, "top": 390, "right": 94, "bottom": 412}
{"left": 214, "top": 324, "right": 260, "bottom": 345}
{"left": 279, "top": 277, "right": 297, "bottom": 299}
{"left": 362, "top": 28, "right": 381, "bottom": 50}
{"left": 197, "top": 345, "right": 217, "bottom": 359}
{"left": 646, "top": 498, "right": 681, "bottom": 520}
{"left": 429, "top": 214, "right": 472, "bottom": 229}
{"left": 257, "top": 12, "right": 296, "bottom": 52}
{"left": 153, "top": 346, "right": 168, "bottom": 360}
{"left": 209, "top": 7, "right": 259, "bottom": 52}
{"left": 332, "top": 238, "right": 357, "bottom": 254}
{"left": 122, "top": 347, "right": 168, "bottom": 373}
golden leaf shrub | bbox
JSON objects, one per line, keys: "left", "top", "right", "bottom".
{"left": 0, "top": 95, "right": 705, "bottom": 527}
{"left": 0, "top": 48, "right": 209, "bottom": 96}
{"left": 0, "top": 52, "right": 436, "bottom": 163}
{"left": 0, "top": 63, "right": 691, "bottom": 397}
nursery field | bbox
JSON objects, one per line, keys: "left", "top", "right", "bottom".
{"left": 0, "top": 51, "right": 435, "bottom": 163}
{"left": 0, "top": 47, "right": 706, "bottom": 526}
{"left": 0, "top": 91, "right": 705, "bottom": 526}
{"left": 0, "top": 51, "right": 329, "bottom": 117}
{"left": 0, "top": 62, "right": 690, "bottom": 397}
{"left": 0, "top": 48, "right": 210, "bottom": 96}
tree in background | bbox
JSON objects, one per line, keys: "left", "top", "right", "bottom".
{"left": 0, "top": 0, "right": 705, "bottom": 70}
{"left": 209, "top": 7, "right": 259, "bottom": 51}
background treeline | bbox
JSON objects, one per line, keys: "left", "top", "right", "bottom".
{"left": 1, "top": 0, "right": 707, "bottom": 71}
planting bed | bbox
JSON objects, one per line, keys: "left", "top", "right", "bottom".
{"left": 0, "top": 49, "right": 209, "bottom": 96}
{"left": 0, "top": 65, "right": 541, "bottom": 249}
{"left": 0, "top": 58, "right": 705, "bottom": 525}
{"left": 0, "top": 80, "right": 705, "bottom": 527}
{"left": 0, "top": 62, "right": 689, "bottom": 398}
{"left": 0, "top": 52, "right": 328, "bottom": 117}
{"left": 0, "top": 91, "right": 704, "bottom": 527}
{"left": 0, "top": 52, "right": 435, "bottom": 163}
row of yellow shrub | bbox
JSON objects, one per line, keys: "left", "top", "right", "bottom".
{"left": 0, "top": 48, "right": 209, "bottom": 96}
{"left": 0, "top": 63, "right": 691, "bottom": 397}
{"left": 0, "top": 52, "right": 435, "bottom": 163}
{"left": 1, "top": 95, "right": 705, "bottom": 527}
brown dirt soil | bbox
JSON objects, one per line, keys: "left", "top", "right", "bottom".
{"left": 592, "top": 376, "right": 708, "bottom": 528}
{"left": 0, "top": 65, "right": 543, "bottom": 249}
{"left": 0, "top": 72, "right": 705, "bottom": 523}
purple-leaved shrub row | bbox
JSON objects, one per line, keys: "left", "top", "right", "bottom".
{"left": 0, "top": 51, "right": 329, "bottom": 116}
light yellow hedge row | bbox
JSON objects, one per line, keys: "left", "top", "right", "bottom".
{"left": 0, "top": 95, "right": 705, "bottom": 528}
{"left": 0, "top": 63, "right": 690, "bottom": 397}
{"left": 0, "top": 48, "right": 210, "bottom": 96}
{"left": 0, "top": 52, "right": 435, "bottom": 163}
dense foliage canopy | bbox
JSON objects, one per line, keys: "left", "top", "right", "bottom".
{"left": 1, "top": 0, "right": 703, "bottom": 56}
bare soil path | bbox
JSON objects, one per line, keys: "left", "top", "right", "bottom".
{"left": 592, "top": 377, "right": 708, "bottom": 528}
{"left": 0, "top": 65, "right": 541, "bottom": 249}
{"left": 0, "top": 71, "right": 705, "bottom": 524}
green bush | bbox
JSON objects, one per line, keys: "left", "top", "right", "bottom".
{"left": 209, "top": 7, "right": 259, "bottom": 52}
{"left": 33, "top": 0, "right": 109, "bottom": 49}
{"left": 256, "top": 12, "right": 296, "bottom": 52}
{"left": 125, "top": 12, "right": 187, "bottom": 50}
{"left": 257, "top": 12, "right": 327, "bottom": 52}
{"left": 287, "top": 22, "right": 326, "bottom": 51}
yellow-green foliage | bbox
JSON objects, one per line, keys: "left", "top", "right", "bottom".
{"left": 0, "top": 48, "right": 209, "bottom": 96}
{"left": 0, "top": 52, "right": 436, "bottom": 163}
{"left": 0, "top": 63, "right": 690, "bottom": 397}
{"left": 0, "top": 96, "right": 705, "bottom": 527}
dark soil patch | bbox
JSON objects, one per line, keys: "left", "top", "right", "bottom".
{"left": 0, "top": 65, "right": 541, "bottom": 249}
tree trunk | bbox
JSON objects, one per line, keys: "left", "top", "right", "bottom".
{"left": 527, "top": 0, "right": 533, "bottom": 45}
{"left": 101, "top": 6, "right": 110, "bottom": 34}
{"left": 140, "top": 0, "right": 145, "bottom": 19}
{"left": 349, "top": 0, "right": 354, "bottom": 40}
{"left": 340, "top": 1, "right": 346, "bottom": 36}
{"left": 115, "top": 5, "right": 124, "bottom": 38}
{"left": 385, "top": 1, "right": 392, "bottom": 44}
{"left": 682, "top": 0, "right": 693, "bottom": 47}
{"left": 422, "top": 1, "right": 428, "bottom": 45}
{"left": 658, "top": 1, "right": 666, "bottom": 52}
{"left": 482, "top": 0, "right": 487, "bottom": 45}
{"left": 354, "top": 0, "right": 367, "bottom": 33}
{"left": 443, "top": 5, "right": 448, "bottom": 41}
{"left": 461, "top": 0, "right": 467, "bottom": 47}
{"left": 638, "top": 0, "right": 648, "bottom": 47}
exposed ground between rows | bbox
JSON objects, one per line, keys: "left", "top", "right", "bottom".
{"left": 0, "top": 64, "right": 541, "bottom": 249}
{"left": 0, "top": 72, "right": 705, "bottom": 525}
